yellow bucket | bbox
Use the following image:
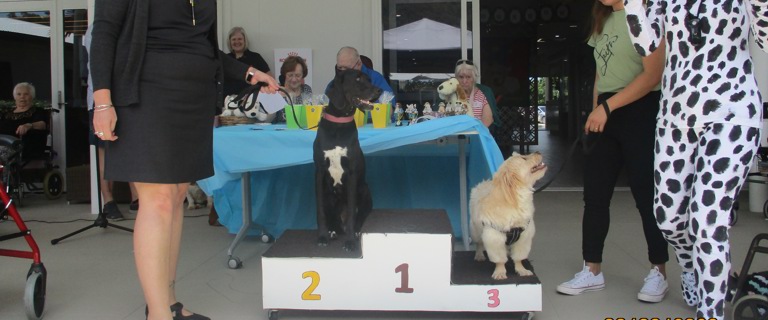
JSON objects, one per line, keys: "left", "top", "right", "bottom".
{"left": 371, "top": 103, "right": 390, "bottom": 128}
{"left": 353, "top": 109, "right": 368, "bottom": 128}
{"left": 305, "top": 105, "right": 323, "bottom": 130}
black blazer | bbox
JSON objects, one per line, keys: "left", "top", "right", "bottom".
{"left": 90, "top": 0, "right": 248, "bottom": 114}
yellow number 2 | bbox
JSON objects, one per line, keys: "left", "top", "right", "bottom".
{"left": 301, "top": 271, "right": 321, "bottom": 301}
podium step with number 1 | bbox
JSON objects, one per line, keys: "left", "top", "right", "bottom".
{"left": 261, "top": 209, "right": 542, "bottom": 314}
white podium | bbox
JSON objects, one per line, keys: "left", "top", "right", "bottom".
{"left": 261, "top": 209, "right": 541, "bottom": 319}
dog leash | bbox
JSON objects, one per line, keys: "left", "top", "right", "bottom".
{"left": 230, "top": 82, "right": 268, "bottom": 114}
{"left": 277, "top": 88, "right": 319, "bottom": 130}
{"left": 282, "top": 93, "right": 318, "bottom": 131}
{"left": 533, "top": 131, "right": 601, "bottom": 193}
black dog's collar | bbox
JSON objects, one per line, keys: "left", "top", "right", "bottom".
{"left": 322, "top": 112, "right": 355, "bottom": 124}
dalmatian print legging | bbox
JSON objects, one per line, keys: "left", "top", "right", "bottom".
{"left": 655, "top": 123, "right": 760, "bottom": 318}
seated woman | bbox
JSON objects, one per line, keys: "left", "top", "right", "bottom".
{"left": 276, "top": 55, "right": 312, "bottom": 123}
{"left": 455, "top": 60, "right": 497, "bottom": 128}
{"left": 224, "top": 26, "right": 272, "bottom": 96}
{"left": 0, "top": 83, "right": 48, "bottom": 162}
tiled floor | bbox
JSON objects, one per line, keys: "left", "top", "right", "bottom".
{"left": 1, "top": 185, "right": 767, "bottom": 319}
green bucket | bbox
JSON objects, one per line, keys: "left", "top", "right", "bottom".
{"left": 285, "top": 104, "right": 307, "bottom": 129}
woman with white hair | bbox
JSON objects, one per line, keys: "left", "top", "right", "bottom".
{"left": 455, "top": 60, "right": 495, "bottom": 127}
{"left": 0, "top": 82, "right": 48, "bottom": 166}
{"left": 1, "top": 83, "right": 47, "bottom": 137}
{"left": 224, "top": 26, "right": 272, "bottom": 96}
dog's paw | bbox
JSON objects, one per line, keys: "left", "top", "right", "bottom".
{"left": 187, "top": 204, "right": 195, "bottom": 210}
{"left": 329, "top": 231, "right": 338, "bottom": 240}
{"left": 491, "top": 271, "right": 508, "bottom": 280}
{"left": 343, "top": 240, "right": 357, "bottom": 252}
{"left": 514, "top": 261, "right": 533, "bottom": 276}
{"left": 317, "top": 236, "right": 329, "bottom": 247}
{"left": 516, "top": 268, "right": 534, "bottom": 277}
{"left": 474, "top": 251, "right": 487, "bottom": 261}
{"left": 492, "top": 264, "right": 508, "bottom": 280}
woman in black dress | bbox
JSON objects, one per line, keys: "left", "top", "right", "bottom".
{"left": 90, "top": 1, "right": 278, "bottom": 319}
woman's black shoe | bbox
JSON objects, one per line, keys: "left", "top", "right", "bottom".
{"left": 170, "top": 302, "right": 210, "bottom": 320}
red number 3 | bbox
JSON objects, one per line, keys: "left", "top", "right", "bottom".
{"left": 487, "top": 289, "right": 500, "bottom": 308}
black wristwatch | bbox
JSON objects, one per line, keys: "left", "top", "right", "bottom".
{"left": 245, "top": 71, "right": 255, "bottom": 83}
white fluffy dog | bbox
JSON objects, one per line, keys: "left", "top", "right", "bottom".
{"left": 470, "top": 152, "right": 547, "bottom": 280}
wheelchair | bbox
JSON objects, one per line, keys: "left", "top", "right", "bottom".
{"left": 728, "top": 233, "right": 768, "bottom": 320}
{"left": 0, "top": 128, "right": 64, "bottom": 206}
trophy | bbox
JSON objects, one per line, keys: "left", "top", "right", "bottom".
{"left": 394, "top": 103, "right": 404, "bottom": 126}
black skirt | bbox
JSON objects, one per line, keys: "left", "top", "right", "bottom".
{"left": 104, "top": 51, "right": 218, "bottom": 183}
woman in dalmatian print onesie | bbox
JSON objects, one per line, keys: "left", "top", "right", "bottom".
{"left": 623, "top": 0, "right": 768, "bottom": 318}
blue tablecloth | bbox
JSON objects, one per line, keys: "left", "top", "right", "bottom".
{"left": 198, "top": 115, "right": 504, "bottom": 238}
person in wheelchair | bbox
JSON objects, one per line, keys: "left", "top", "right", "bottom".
{"left": 0, "top": 83, "right": 48, "bottom": 164}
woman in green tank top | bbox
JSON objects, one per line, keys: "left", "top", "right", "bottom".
{"left": 556, "top": 0, "right": 669, "bottom": 304}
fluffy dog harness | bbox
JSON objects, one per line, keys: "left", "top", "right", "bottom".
{"left": 505, "top": 227, "right": 525, "bottom": 245}
{"left": 482, "top": 219, "right": 530, "bottom": 245}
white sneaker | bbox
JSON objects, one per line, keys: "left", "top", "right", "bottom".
{"left": 681, "top": 271, "right": 698, "bottom": 306}
{"left": 557, "top": 264, "right": 605, "bottom": 295}
{"left": 637, "top": 266, "right": 669, "bottom": 303}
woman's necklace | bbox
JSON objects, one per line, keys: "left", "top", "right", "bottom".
{"left": 189, "top": 0, "right": 196, "bottom": 26}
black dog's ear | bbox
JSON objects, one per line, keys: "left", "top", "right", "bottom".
{"left": 328, "top": 72, "right": 346, "bottom": 107}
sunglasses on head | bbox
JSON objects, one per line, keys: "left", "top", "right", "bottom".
{"left": 456, "top": 59, "right": 474, "bottom": 66}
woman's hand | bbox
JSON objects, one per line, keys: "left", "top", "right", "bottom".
{"left": 278, "top": 86, "right": 289, "bottom": 97}
{"left": 93, "top": 106, "right": 118, "bottom": 141}
{"left": 15, "top": 123, "right": 32, "bottom": 136}
{"left": 584, "top": 104, "right": 608, "bottom": 134}
{"left": 247, "top": 68, "right": 280, "bottom": 94}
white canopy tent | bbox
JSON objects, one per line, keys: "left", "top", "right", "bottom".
{"left": 383, "top": 18, "right": 472, "bottom": 51}
{"left": 0, "top": 17, "right": 75, "bottom": 43}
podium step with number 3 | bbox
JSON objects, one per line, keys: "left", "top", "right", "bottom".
{"left": 261, "top": 209, "right": 542, "bottom": 317}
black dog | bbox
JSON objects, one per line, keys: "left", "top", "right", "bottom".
{"left": 314, "top": 69, "right": 382, "bottom": 252}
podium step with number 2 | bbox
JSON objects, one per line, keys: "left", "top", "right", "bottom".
{"left": 261, "top": 209, "right": 542, "bottom": 316}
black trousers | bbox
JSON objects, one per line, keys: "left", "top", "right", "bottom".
{"left": 582, "top": 91, "right": 669, "bottom": 265}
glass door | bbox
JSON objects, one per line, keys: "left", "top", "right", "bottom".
{"left": 0, "top": 4, "right": 53, "bottom": 107}
{"left": 0, "top": 0, "right": 89, "bottom": 194}
{"left": 61, "top": 8, "right": 89, "bottom": 169}
{"left": 380, "top": 0, "right": 477, "bottom": 112}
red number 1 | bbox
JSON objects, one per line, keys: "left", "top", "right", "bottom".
{"left": 395, "top": 263, "right": 414, "bottom": 293}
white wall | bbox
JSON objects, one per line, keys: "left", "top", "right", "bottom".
{"left": 220, "top": 0, "right": 379, "bottom": 90}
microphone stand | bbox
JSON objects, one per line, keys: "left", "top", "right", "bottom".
{"left": 51, "top": 143, "right": 132, "bottom": 245}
